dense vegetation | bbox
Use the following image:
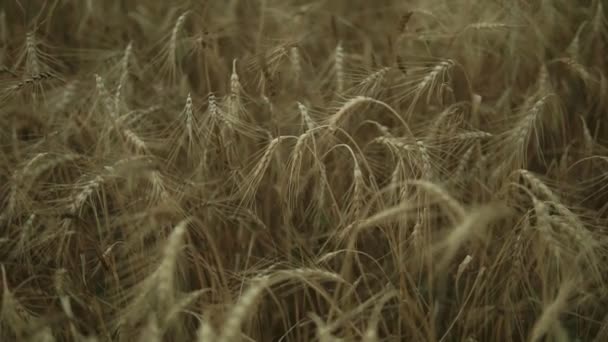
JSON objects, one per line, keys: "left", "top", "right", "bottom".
{"left": 1, "top": 0, "right": 607, "bottom": 341}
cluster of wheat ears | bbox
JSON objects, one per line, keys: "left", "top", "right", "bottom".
{"left": 0, "top": 0, "right": 607, "bottom": 341}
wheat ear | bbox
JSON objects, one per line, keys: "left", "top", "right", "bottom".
{"left": 529, "top": 281, "right": 575, "bottom": 342}
{"left": 335, "top": 41, "right": 345, "bottom": 93}
{"left": 240, "top": 137, "right": 282, "bottom": 206}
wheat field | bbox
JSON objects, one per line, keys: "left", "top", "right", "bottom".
{"left": 1, "top": 0, "right": 607, "bottom": 341}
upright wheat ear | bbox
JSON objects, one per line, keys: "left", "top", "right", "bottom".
{"left": 197, "top": 319, "right": 217, "bottom": 341}
{"left": 24, "top": 32, "right": 41, "bottom": 75}
{"left": 335, "top": 41, "right": 345, "bottom": 93}
{"left": 290, "top": 46, "right": 301, "bottom": 81}
{"left": 116, "top": 41, "right": 133, "bottom": 104}
{"left": 229, "top": 59, "right": 242, "bottom": 120}
{"left": 184, "top": 93, "right": 194, "bottom": 143}
{"left": 155, "top": 219, "right": 189, "bottom": 309}
{"left": 297, "top": 102, "right": 316, "bottom": 131}
{"left": 170, "top": 12, "right": 189, "bottom": 65}
{"left": 95, "top": 74, "right": 117, "bottom": 119}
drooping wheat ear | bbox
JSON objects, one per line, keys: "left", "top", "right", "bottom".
{"left": 434, "top": 204, "right": 508, "bottom": 273}
{"left": 510, "top": 95, "right": 550, "bottom": 158}
{"left": 551, "top": 213, "right": 595, "bottom": 251}
{"left": 290, "top": 46, "right": 301, "bottom": 80}
{"left": 524, "top": 172, "right": 591, "bottom": 247}
{"left": 317, "top": 162, "right": 329, "bottom": 211}
{"left": 388, "top": 159, "right": 407, "bottom": 203}
{"left": 428, "top": 106, "right": 459, "bottom": 138}
{"left": 297, "top": 102, "right": 316, "bottom": 131}
{"left": 351, "top": 161, "right": 365, "bottom": 219}
{"left": 163, "top": 289, "right": 206, "bottom": 327}
{"left": 273, "top": 268, "right": 343, "bottom": 283}
{"left": 288, "top": 130, "right": 313, "bottom": 206}
{"left": 529, "top": 280, "right": 575, "bottom": 342}
{"left": 416, "top": 140, "right": 433, "bottom": 180}
{"left": 453, "top": 131, "right": 493, "bottom": 141}
{"left": 361, "top": 120, "right": 392, "bottom": 137}
{"left": 417, "top": 59, "right": 454, "bottom": 104}
{"left": 0, "top": 155, "right": 79, "bottom": 221}
{"left": 123, "top": 128, "right": 149, "bottom": 154}
{"left": 529, "top": 195, "right": 560, "bottom": 252}
{"left": 409, "top": 180, "right": 466, "bottom": 221}
{"left": 170, "top": 12, "right": 189, "bottom": 65}
{"left": 335, "top": 41, "right": 345, "bottom": 93}
{"left": 357, "top": 66, "right": 391, "bottom": 95}
{"left": 558, "top": 58, "right": 595, "bottom": 86}
{"left": 374, "top": 136, "right": 417, "bottom": 155}
{"left": 217, "top": 276, "right": 270, "bottom": 342}
{"left": 23, "top": 153, "right": 79, "bottom": 185}
{"left": 519, "top": 169, "right": 560, "bottom": 203}
{"left": 240, "top": 137, "right": 282, "bottom": 206}
{"left": 149, "top": 171, "right": 170, "bottom": 202}
{"left": 328, "top": 96, "right": 372, "bottom": 129}
{"left": 155, "top": 219, "right": 189, "bottom": 310}
{"left": 467, "top": 22, "right": 514, "bottom": 31}
{"left": 68, "top": 175, "right": 105, "bottom": 218}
